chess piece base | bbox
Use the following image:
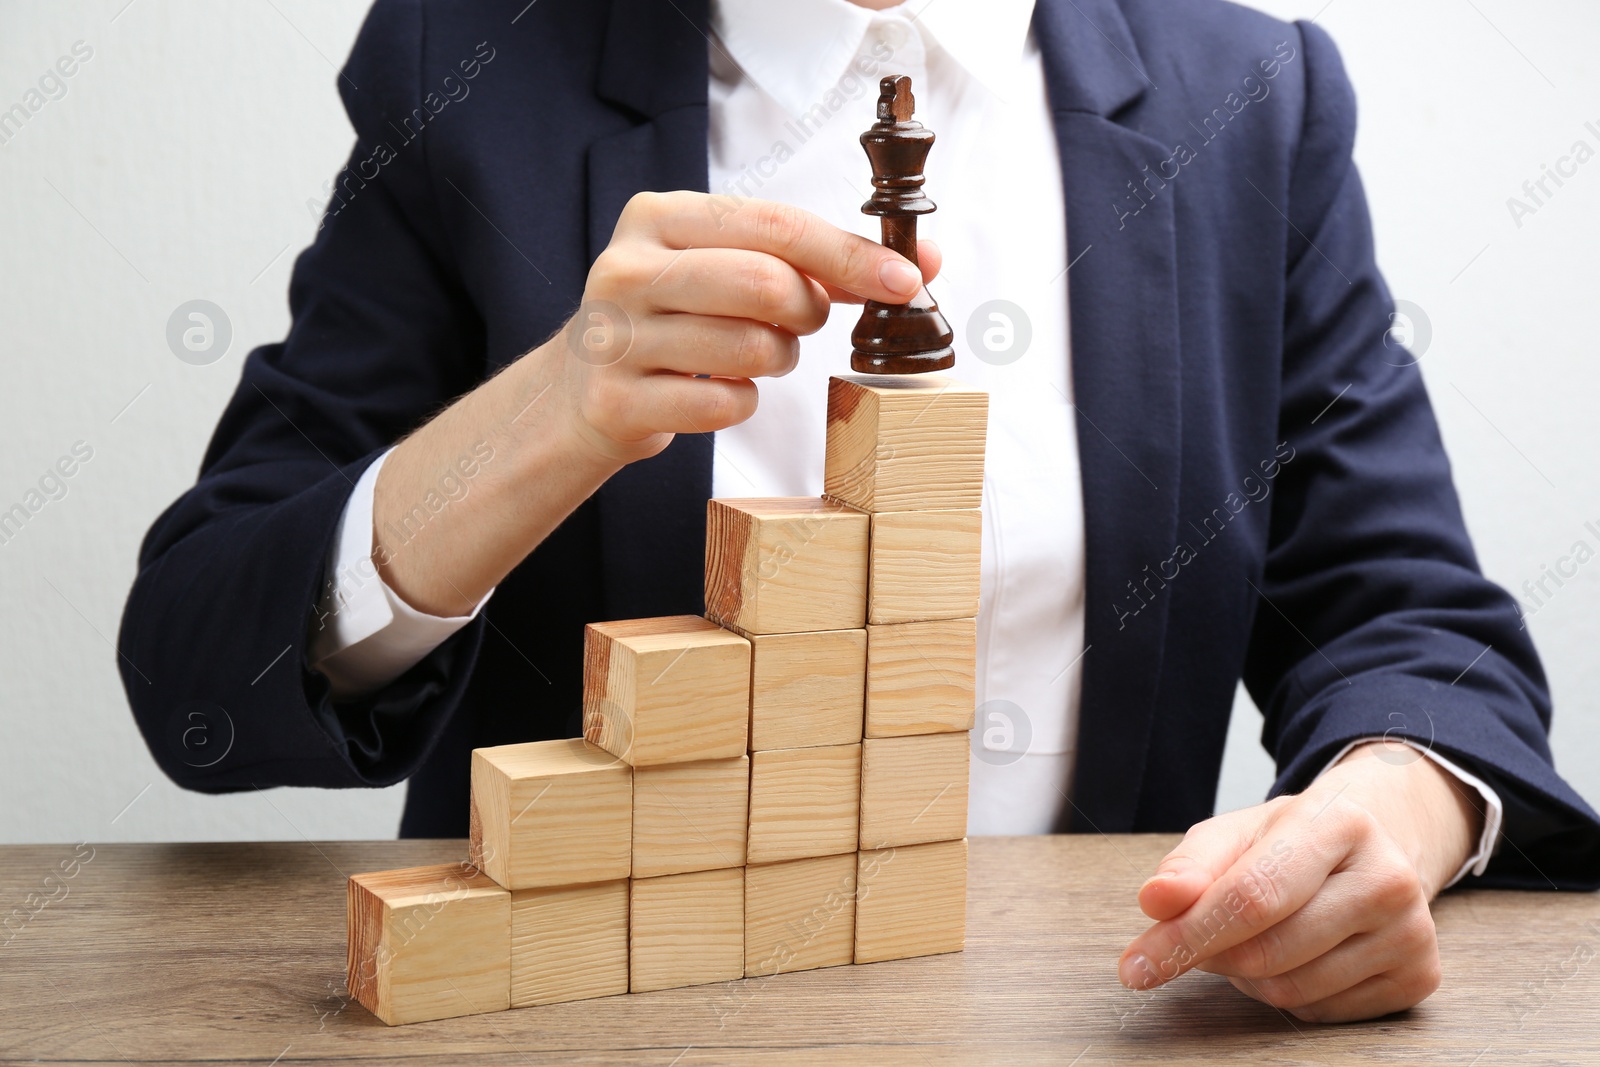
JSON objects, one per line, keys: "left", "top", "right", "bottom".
{"left": 850, "top": 350, "right": 956, "bottom": 374}
{"left": 850, "top": 290, "right": 956, "bottom": 375}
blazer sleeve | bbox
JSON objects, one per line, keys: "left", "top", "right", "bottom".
{"left": 117, "top": 0, "right": 490, "bottom": 793}
{"left": 1241, "top": 20, "right": 1600, "bottom": 890}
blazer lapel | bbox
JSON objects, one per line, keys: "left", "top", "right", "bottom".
{"left": 587, "top": 0, "right": 716, "bottom": 622}
{"left": 1035, "top": 0, "right": 1183, "bottom": 832}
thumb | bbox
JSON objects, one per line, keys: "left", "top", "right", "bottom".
{"left": 1137, "top": 803, "right": 1275, "bottom": 921}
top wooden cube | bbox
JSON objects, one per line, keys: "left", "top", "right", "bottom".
{"left": 705, "top": 498, "right": 868, "bottom": 634}
{"left": 583, "top": 616, "right": 750, "bottom": 766}
{"left": 824, "top": 375, "right": 988, "bottom": 513}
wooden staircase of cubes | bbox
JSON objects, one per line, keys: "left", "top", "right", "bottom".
{"left": 346, "top": 373, "right": 989, "bottom": 1025}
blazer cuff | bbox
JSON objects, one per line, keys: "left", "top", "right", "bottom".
{"left": 309, "top": 448, "right": 493, "bottom": 698}
{"left": 1315, "top": 737, "right": 1503, "bottom": 888}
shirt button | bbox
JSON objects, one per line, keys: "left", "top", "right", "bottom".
{"left": 872, "top": 18, "right": 912, "bottom": 55}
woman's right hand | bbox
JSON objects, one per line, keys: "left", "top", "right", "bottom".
{"left": 369, "top": 192, "right": 939, "bottom": 618}
{"left": 555, "top": 190, "right": 940, "bottom": 464}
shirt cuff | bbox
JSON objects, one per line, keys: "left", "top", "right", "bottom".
{"left": 1315, "top": 736, "right": 1503, "bottom": 889}
{"left": 308, "top": 448, "right": 492, "bottom": 699}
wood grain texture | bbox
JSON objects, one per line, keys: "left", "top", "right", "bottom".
{"left": 859, "top": 733, "right": 969, "bottom": 849}
{"left": 864, "top": 618, "right": 975, "bottom": 737}
{"left": 469, "top": 739, "right": 632, "bottom": 890}
{"left": 632, "top": 756, "right": 750, "bottom": 878}
{"left": 705, "top": 498, "right": 869, "bottom": 634}
{"left": 346, "top": 863, "right": 510, "bottom": 1025}
{"left": 583, "top": 615, "right": 750, "bottom": 766}
{"left": 867, "top": 510, "right": 981, "bottom": 625}
{"left": 748, "top": 629, "right": 867, "bottom": 751}
{"left": 510, "top": 880, "right": 629, "bottom": 1008}
{"left": 745, "top": 853, "right": 858, "bottom": 977}
{"left": 5, "top": 837, "right": 1594, "bottom": 1064}
{"left": 748, "top": 744, "right": 862, "bottom": 865}
{"left": 824, "top": 375, "right": 987, "bottom": 513}
{"left": 629, "top": 867, "right": 745, "bottom": 993}
{"left": 855, "top": 840, "right": 966, "bottom": 964}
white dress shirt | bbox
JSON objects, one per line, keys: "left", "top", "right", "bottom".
{"left": 308, "top": 0, "right": 1500, "bottom": 882}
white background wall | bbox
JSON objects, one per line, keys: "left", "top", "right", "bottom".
{"left": 0, "top": 0, "right": 1595, "bottom": 843}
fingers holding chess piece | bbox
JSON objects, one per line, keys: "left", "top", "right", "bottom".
{"left": 851, "top": 75, "right": 956, "bottom": 375}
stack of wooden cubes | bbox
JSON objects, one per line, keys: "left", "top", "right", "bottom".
{"left": 346, "top": 374, "right": 988, "bottom": 1025}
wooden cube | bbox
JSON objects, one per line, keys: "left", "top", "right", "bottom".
{"left": 855, "top": 839, "right": 968, "bottom": 964}
{"left": 744, "top": 853, "right": 857, "bottom": 977}
{"left": 749, "top": 629, "right": 866, "bottom": 751}
{"left": 630, "top": 867, "right": 745, "bottom": 992}
{"left": 747, "top": 744, "right": 861, "bottom": 864}
{"left": 867, "top": 510, "right": 981, "bottom": 625}
{"left": 705, "top": 497, "right": 869, "bottom": 634}
{"left": 347, "top": 862, "right": 510, "bottom": 1025}
{"left": 470, "top": 738, "right": 632, "bottom": 891}
{"left": 824, "top": 375, "right": 987, "bottom": 513}
{"left": 865, "top": 618, "right": 976, "bottom": 737}
{"left": 858, "top": 733, "right": 969, "bottom": 849}
{"left": 583, "top": 615, "right": 750, "bottom": 766}
{"left": 633, "top": 756, "right": 750, "bottom": 878}
{"left": 511, "top": 879, "right": 628, "bottom": 1007}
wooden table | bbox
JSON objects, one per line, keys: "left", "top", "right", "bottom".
{"left": 2, "top": 836, "right": 1596, "bottom": 1065}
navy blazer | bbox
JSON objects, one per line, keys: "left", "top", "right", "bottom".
{"left": 120, "top": 0, "right": 1600, "bottom": 887}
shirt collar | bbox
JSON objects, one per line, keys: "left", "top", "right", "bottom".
{"left": 712, "top": 0, "right": 1037, "bottom": 119}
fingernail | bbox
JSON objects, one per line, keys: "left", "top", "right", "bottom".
{"left": 1146, "top": 869, "right": 1179, "bottom": 883}
{"left": 1119, "top": 953, "right": 1154, "bottom": 990}
{"left": 879, "top": 258, "right": 921, "bottom": 297}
